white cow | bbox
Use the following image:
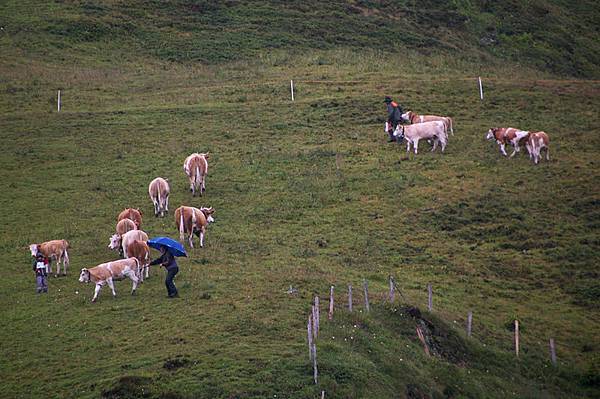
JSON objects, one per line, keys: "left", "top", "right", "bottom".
{"left": 109, "top": 229, "right": 148, "bottom": 258}
{"left": 79, "top": 258, "right": 140, "bottom": 302}
{"left": 183, "top": 153, "right": 209, "bottom": 196}
{"left": 393, "top": 121, "right": 447, "bottom": 154}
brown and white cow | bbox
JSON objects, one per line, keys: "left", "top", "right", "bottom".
{"left": 174, "top": 206, "right": 215, "bottom": 248}
{"left": 402, "top": 111, "right": 454, "bottom": 136}
{"left": 117, "top": 208, "right": 142, "bottom": 229}
{"left": 116, "top": 218, "right": 137, "bottom": 236}
{"left": 183, "top": 153, "right": 209, "bottom": 196}
{"left": 78, "top": 258, "right": 140, "bottom": 302}
{"left": 485, "top": 127, "right": 530, "bottom": 158}
{"left": 148, "top": 177, "right": 170, "bottom": 217}
{"left": 29, "top": 240, "right": 70, "bottom": 276}
{"left": 109, "top": 229, "right": 148, "bottom": 259}
{"left": 393, "top": 121, "right": 447, "bottom": 154}
{"left": 126, "top": 239, "right": 151, "bottom": 281}
{"left": 526, "top": 131, "right": 550, "bottom": 164}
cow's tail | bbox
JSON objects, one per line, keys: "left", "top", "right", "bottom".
{"left": 448, "top": 117, "right": 454, "bottom": 135}
{"left": 179, "top": 209, "right": 185, "bottom": 242}
{"left": 132, "top": 257, "right": 141, "bottom": 279}
{"left": 195, "top": 165, "right": 201, "bottom": 191}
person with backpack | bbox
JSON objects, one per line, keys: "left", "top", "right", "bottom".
{"left": 32, "top": 253, "right": 49, "bottom": 294}
{"left": 384, "top": 96, "right": 403, "bottom": 142}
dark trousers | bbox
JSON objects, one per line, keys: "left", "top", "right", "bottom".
{"left": 36, "top": 274, "right": 48, "bottom": 293}
{"left": 165, "top": 266, "right": 179, "bottom": 297}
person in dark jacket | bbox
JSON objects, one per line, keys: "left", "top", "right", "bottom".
{"left": 384, "top": 96, "right": 403, "bottom": 142}
{"left": 149, "top": 246, "right": 179, "bottom": 298}
{"left": 33, "top": 253, "right": 49, "bottom": 293}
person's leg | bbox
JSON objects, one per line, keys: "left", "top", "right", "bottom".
{"left": 165, "top": 267, "right": 179, "bottom": 297}
{"left": 36, "top": 275, "right": 43, "bottom": 293}
{"left": 42, "top": 275, "right": 48, "bottom": 293}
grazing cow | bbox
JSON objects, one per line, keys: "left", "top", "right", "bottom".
{"left": 29, "top": 240, "right": 70, "bottom": 276}
{"left": 526, "top": 131, "right": 550, "bottom": 164}
{"left": 174, "top": 206, "right": 215, "bottom": 248}
{"left": 109, "top": 229, "right": 148, "bottom": 258}
{"left": 117, "top": 208, "right": 142, "bottom": 229}
{"left": 78, "top": 258, "right": 140, "bottom": 303}
{"left": 148, "top": 177, "right": 170, "bottom": 217}
{"left": 402, "top": 111, "right": 454, "bottom": 136}
{"left": 486, "top": 127, "right": 530, "bottom": 158}
{"left": 393, "top": 121, "right": 447, "bottom": 154}
{"left": 126, "top": 240, "right": 151, "bottom": 282}
{"left": 183, "top": 153, "right": 209, "bottom": 196}
{"left": 116, "top": 218, "right": 137, "bottom": 236}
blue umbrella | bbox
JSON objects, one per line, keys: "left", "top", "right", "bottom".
{"left": 147, "top": 237, "right": 187, "bottom": 257}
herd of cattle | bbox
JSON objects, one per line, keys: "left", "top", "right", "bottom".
{"left": 387, "top": 110, "right": 550, "bottom": 164}
{"left": 27, "top": 108, "right": 552, "bottom": 301}
{"left": 28, "top": 152, "right": 215, "bottom": 302}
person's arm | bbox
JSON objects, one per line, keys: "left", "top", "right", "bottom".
{"left": 149, "top": 253, "right": 166, "bottom": 266}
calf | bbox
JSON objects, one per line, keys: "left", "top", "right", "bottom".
{"left": 393, "top": 121, "right": 447, "bottom": 154}
{"left": 175, "top": 206, "right": 215, "bottom": 248}
{"left": 29, "top": 240, "right": 70, "bottom": 276}
{"left": 402, "top": 111, "right": 454, "bottom": 136}
{"left": 117, "top": 208, "right": 142, "bottom": 229}
{"left": 526, "top": 131, "right": 550, "bottom": 164}
{"left": 78, "top": 258, "right": 140, "bottom": 302}
{"left": 183, "top": 153, "right": 209, "bottom": 196}
{"left": 116, "top": 218, "right": 137, "bottom": 237}
{"left": 109, "top": 229, "right": 148, "bottom": 258}
{"left": 148, "top": 177, "right": 170, "bottom": 217}
{"left": 486, "top": 127, "right": 530, "bottom": 158}
{"left": 126, "top": 240, "right": 151, "bottom": 282}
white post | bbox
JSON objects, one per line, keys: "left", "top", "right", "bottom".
{"left": 549, "top": 338, "right": 557, "bottom": 365}
{"left": 328, "top": 286, "right": 334, "bottom": 320}
{"left": 478, "top": 77, "right": 483, "bottom": 100}
{"left": 389, "top": 276, "right": 395, "bottom": 302}
{"left": 290, "top": 79, "right": 295, "bottom": 102}
{"left": 363, "top": 280, "right": 370, "bottom": 312}
{"left": 307, "top": 314, "right": 314, "bottom": 361}
{"left": 515, "top": 320, "right": 520, "bottom": 357}
{"left": 348, "top": 284, "right": 353, "bottom": 312}
{"left": 427, "top": 284, "right": 432, "bottom": 311}
{"left": 57, "top": 90, "right": 61, "bottom": 112}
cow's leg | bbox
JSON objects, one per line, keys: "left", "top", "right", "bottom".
{"left": 431, "top": 138, "right": 438, "bottom": 152}
{"left": 188, "top": 231, "right": 194, "bottom": 248}
{"left": 47, "top": 259, "right": 52, "bottom": 274}
{"left": 145, "top": 264, "right": 150, "bottom": 279}
{"left": 441, "top": 139, "right": 447, "bottom": 153}
{"left": 200, "top": 229, "right": 205, "bottom": 248}
{"left": 413, "top": 139, "right": 419, "bottom": 154}
{"left": 107, "top": 278, "right": 117, "bottom": 297}
{"left": 509, "top": 141, "right": 519, "bottom": 158}
{"left": 500, "top": 143, "right": 508, "bottom": 157}
{"left": 406, "top": 141, "right": 411, "bottom": 154}
{"left": 92, "top": 283, "right": 103, "bottom": 303}
{"left": 55, "top": 257, "right": 61, "bottom": 277}
{"left": 129, "top": 272, "right": 139, "bottom": 295}
{"left": 544, "top": 147, "right": 550, "bottom": 161}
{"left": 165, "top": 195, "right": 169, "bottom": 215}
{"left": 202, "top": 176, "right": 206, "bottom": 194}
{"left": 526, "top": 143, "right": 533, "bottom": 159}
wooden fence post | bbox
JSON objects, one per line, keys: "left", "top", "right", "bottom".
{"left": 314, "top": 296, "right": 320, "bottom": 337}
{"left": 389, "top": 276, "right": 395, "bottom": 303}
{"left": 363, "top": 280, "right": 370, "bottom": 312}
{"left": 312, "top": 341, "right": 318, "bottom": 384}
{"left": 514, "top": 320, "right": 520, "bottom": 357}
{"left": 328, "top": 286, "right": 334, "bottom": 320}
{"left": 549, "top": 338, "right": 557, "bottom": 365}
{"left": 467, "top": 311, "right": 473, "bottom": 337}
{"left": 307, "top": 314, "right": 314, "bottom": 360}
{"left": 427, "top": 284, "right": 432, "bottom": 311}
{"left": 348, "top": 284, "right": 353, "bottom": 312}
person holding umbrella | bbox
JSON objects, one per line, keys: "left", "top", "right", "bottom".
{"left": 147, "top": 237, "right": 187, "bottom": 299}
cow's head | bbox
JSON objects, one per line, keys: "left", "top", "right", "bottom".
{"left": 393, "top": 125, "right": 405, "bottom": 142}
{"left": 201, "top": 152, "right": 210, "bottom": 160}
{"left": 79, "top": 268, "right": 91, "bottom": 283}
{"left": 108, "top": 234, "right": 121, "bottom": 250}
{"left": 136, "top": 208, "right": 143, "bottom": 216}
{"left": 401, "top": 111, "right": 412, "bottom": 123}
{"left": 486, "top": 128, "right": 497, "bottom": 140}
{"left": 29, "top": 244, "right": 39, "bottom": 257}
{"left": 201, "top": 207, "right": 215, "bottom": 223}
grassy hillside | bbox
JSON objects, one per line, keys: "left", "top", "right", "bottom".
{"left": 1, "top": 1, "right": 599, "bottom": 398}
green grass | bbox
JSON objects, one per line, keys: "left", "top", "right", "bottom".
{"left": 1, "top": 1, "right": 599, "bottom": 398}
